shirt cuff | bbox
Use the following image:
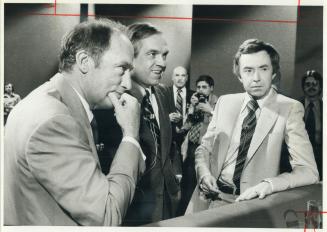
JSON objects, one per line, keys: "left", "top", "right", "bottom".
{"left": 262, "top": 178, "right": 274, "bottom": 193}
{"left": 122, "top": 136, "right": 146, "bottom": 161}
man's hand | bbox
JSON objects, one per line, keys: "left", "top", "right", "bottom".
{"left": 108, "top": 93, "right": 140, "bottom": 140}
{"left": 197, "top": 102, "right": 213, "bottom": 114}
{"left": 169, "top": 112, "right": 182, "bottom": 123}
{"left": 200, "top": 175, "right": 219, "bottom": 195}
{"left": 235, "top": 181, "right": 273, "bottom": 202}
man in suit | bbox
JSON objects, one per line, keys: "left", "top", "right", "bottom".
{"left": 166, "top": 66, "right": 194, "bottom": 199}
{"left": 168, "top": 66, "right": 194, "bottom": 137}
{"left": 186, "top": 39, "right": 319, "bottom": 213}
{"left": 4, "top": 19, "right": 145, "bottom": 226}
{"left": 123, "top": 23, "right": 181, "bottom": 225}
{"left": 300, "top": 70, "right": 323, "bottom": 180}
{"left": 179, "top": 75, "right": 218, "bottom": 214}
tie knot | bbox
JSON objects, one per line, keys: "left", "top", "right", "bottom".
{"left": 247, "top": 99, "right": 259, "bottom": 112}
{"left": 177, "top": 88, "right": 182, "bottom": 94}
{"left": 308, "top": 102, "right": 314, "bottom": 108}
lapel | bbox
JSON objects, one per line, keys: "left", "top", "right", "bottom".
{"left": 215, "top": 94, "right": 244, "bottom": 175}
{"left": 244, "top": 90, "right": 279, "bottom": 167}
{"left": 154, "top": 86, "right": 172, "bottom": 166}
{"left": 52, "top": 74, "right": 100, "bottom": 165}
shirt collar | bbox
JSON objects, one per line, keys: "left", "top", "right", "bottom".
{"left": 304, "top": 98, "right": 320, "bottom": 108}
{"left": 72, "top": 87, "right": 94, "bottom": 123}
{"left": 241, "top": 88, "right": 274, "bottom": 112}
{"left": 173, "top": 85, "right": 185, "bottom": 94}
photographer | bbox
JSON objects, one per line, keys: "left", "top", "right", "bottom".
{"left": 179, "top": 75, "right": 218, "bottom": 214}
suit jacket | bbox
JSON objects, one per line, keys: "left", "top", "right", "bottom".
{"left": 123, "top": 84, "right": 181, "bottom": 225}
{"left": 4, "top": 73, "right": 144, "bottom": 226}
{"left": 187, "top": 89, "right": 319, "bottom": 213}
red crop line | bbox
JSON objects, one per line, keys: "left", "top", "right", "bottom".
{"left": 54, "top": 0, "right": 57, "bottom": 15}
{"left": 298, "top": 0, "right": 301, "bottom": 18}
{"left": 26, "top": 12, "right": 298, "bottom": 24}
{"left": 28, "top": 13, "right": 96, "bottom": 17}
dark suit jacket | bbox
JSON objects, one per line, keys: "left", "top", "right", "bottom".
{"left": 123, "top": 84, "right": 181, "bottom": 225}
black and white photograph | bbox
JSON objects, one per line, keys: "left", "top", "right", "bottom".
{"left": 1, "top": 0, "right": 325, "bottom": 230}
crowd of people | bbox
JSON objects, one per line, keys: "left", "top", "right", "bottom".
{"left": 3, "top": 18, "right": 322, "bottom": 226}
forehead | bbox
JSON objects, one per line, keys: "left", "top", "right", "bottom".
{"left": 173, "top": 68, "right": 187, "bottom": 75}
{"left": 239, "top": 50, "right": 272, "bottom": 68}
{"left": 137, "top": 34, "right": 168, "bottom": 53}
{"left": 100, "top": 33, "right": 133, "bottom": 65}
{"left": 197, "top": 81, "right": 209, "bottom": 87}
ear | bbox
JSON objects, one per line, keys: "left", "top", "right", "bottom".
{"left": 76, "top": 50, "right": 90, "bottom": 74}
{"left": 237, "top": 75, "right": 243, "bottom": 83}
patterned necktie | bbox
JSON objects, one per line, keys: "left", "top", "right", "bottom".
{"left": 188, "top": 122, "right": 202, "bottom": 144}
{"left": 305, "top": 102, "right": 316, "bottom": 145}
{"left": 142, "top": 89, "right": 161, "bottom": 155}
{"left": 232, "top": 99, "right": 259, "bottom": 192}
{"left": 90, "top": 117, "right": 99, "bottom": 145}
{"left": 176, "top": 88, "right": 183, "bottom": 128}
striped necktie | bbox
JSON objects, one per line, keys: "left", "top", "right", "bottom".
{"left": 176, "top": 88, "right": 183, "bottom": 128}
{"left": 232, "top": 99, "right": 259, "bottom": 193}
{"left": 142, "top": 89, "right": 161, "bottom": 155}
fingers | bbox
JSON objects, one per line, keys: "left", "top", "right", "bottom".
{"left": 235, "top": 188, "right": 258, "bottom": 202}
{"left": 108, "top": 92, "right": 119, "bottom": 108}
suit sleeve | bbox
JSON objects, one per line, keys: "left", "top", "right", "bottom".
{"left": 195, "top": 96, "right": 221, "bottom": 182}
{"left": 25, "top": 114, "right": 144, "bottom": 226}
{"left": 266, "top": 101, "right": 319, "bottom": 192}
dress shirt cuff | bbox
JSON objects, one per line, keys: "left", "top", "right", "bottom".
{"left": 262, "top": 178, "right": 274, "bottom": 193}
{"left": 122, "top": 136, "right": 146, "bottom": 161}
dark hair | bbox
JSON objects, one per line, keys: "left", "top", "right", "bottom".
{"left": 196, "top": 75, "right": 214, "bottom": 87}
{"left": 4, "top": 83, "right": 14, "bottom": 93}
{"left": 233, "top": 39, "right": 281, "bottom": 81}
{"left": 59, "top": 19, "right": 126, "bottom": 72}
{"left": 301, "top": 70, "right": 323, "bottom": 91}
{"left": 126, "top": 23, "right": 162, "bottom": 57}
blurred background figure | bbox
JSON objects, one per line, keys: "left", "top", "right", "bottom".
{"left": 4, "top": 83, "right": 21, "bottom": 125}
{"left": 300, "top": 70, "right": 323, "bottom": 180}
{"left": 178, "top": 75, "right": 218, "bottom": 214}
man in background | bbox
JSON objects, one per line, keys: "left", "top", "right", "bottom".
{"left": 4, "top": 83, "right": 21, "bottom": 125}
{"left": 167, "top": 66, "right": 194, "bottom": 201}
{"left": 123, "top": 23, "right": 181, "bottom": 225}
{"left": 179, "top": 75, "right": 218, "bottom": 214}
{"left": 187, "top": 39, "right": 319, "bottom": 213}
{"left": 4, "top": 19, "right": 144, "bottom": 226}
{"left": 300, "top": 70, "right": 323, "bottom": 180}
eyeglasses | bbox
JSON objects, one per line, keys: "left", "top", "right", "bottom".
{"left": 304, "top": 81, "right": 319, "bottom": 87}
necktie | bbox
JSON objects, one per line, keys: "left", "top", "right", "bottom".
{"left": 188, "top": 122, "right": 202, "bottom": 144}
{"left": 305, "top": 102, "right": 316, "bottom": 145}
{"left": 90, "top": 117, "right": 99, "bottom": 145}
{"left": 142, "top": 89, "right": 161, "bottom": 156}
{"left": 232, "top": 99, "right": 259, "bottom": 192}
{"left": 176, "top": 89, "right": 183, "bottom": 128}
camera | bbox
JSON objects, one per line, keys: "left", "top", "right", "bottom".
{"left": 195, "top": 93, "right": 207, "bottom": 103}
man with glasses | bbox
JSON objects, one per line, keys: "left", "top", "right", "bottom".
{"left": 300, "top": 70, "right": 323, "bottom": 180}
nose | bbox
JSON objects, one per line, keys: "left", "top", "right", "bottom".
{"left": 155, "top": 54, "right": 166, "bottom": 67}
{"left": 253, "top": 70, "right": 260, "bottom": 82}
{"left": 121, "top": 71, "right": 132, "bottom": 91}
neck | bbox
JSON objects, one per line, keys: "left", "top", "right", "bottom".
{"left": 306, "top": 96, "right": 320, "bottom": 102}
